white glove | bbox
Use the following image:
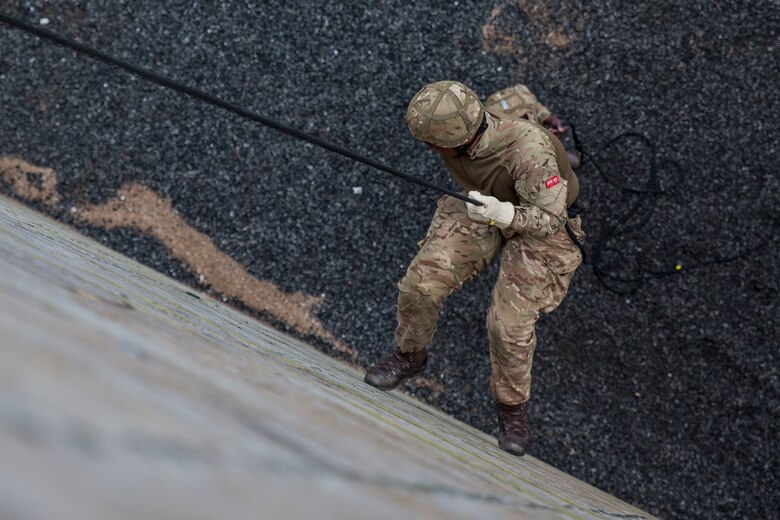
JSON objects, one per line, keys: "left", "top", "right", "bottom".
{"left": 466, "top": 191, "right": 515, "bottom": 229}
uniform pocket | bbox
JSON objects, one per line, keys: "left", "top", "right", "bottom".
{"left": 539, "top": 223, "right": 583, "bottom": 275}
{"left": 416, "top": 195, "right": 470, "bottom": 249}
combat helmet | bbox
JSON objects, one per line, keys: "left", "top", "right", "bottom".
{"left": 406, "top": 81, "right": 484, "bottom": 148}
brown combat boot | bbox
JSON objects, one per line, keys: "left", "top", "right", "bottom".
{"left": 364, "top": 349, "right": 427, "bottom": 390}
{"left": 497, "top": 402, "right": 532, "bottom": 456}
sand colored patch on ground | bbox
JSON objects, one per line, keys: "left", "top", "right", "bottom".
{"left": 0, "top": 157, "right": 61, "bottom": 205}
{"left": 482, "top": 1, "right": 578, "bottom": 56}
{"left": 79, "top": 184, "right": 356, "bottom": 358}
{"left": 0, "top": 156, "right": 356, "bottom": 359}
{"left": 482, "top": 3, "right": 523, "bottom": 56}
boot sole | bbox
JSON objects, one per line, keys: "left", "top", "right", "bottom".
{"left": 498, "top": 441, "right": 528, "bottom": 457}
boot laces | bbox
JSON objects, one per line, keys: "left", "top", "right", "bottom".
{"left": 376, "top": 350, "right": 417, "bottom": 374}
{"left": 498, "top": 405, "right": 529, "bottom": 434}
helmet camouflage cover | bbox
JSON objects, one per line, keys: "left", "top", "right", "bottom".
{"left": 406, "top": 81, "right": 484, "bottom": 148}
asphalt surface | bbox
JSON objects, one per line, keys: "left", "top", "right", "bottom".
{"left": 1, "top": 1, "right": 778, "bottom": 519}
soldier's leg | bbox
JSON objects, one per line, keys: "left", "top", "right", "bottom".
{"left": 365, "top": 195, "right": 501, "bottom": 390}
{"left": 395, "top": 195, "right": 502, "bottom": 353}
{"left": 487, "top": 236, "right": 577, "bottom": 404}
{"left": 487, "top": 236, "right": 577, "bottom": 455}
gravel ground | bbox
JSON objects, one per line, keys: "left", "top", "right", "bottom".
{"left": 1, "top": 1, "right": 778, "bottom": 518}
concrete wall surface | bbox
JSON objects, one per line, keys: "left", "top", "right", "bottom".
{"left": 0, "top": 195, "right": 655, "bottom": 520}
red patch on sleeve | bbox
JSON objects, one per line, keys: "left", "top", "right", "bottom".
{"left": 545, "top": 176, "right": 560, "bottom": 189}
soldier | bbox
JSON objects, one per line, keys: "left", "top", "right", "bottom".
{"left": 364, "top": 81, "right": 585, "bottom": 456}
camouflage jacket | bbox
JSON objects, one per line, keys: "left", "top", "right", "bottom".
{"left": 442, "top": 107, "right": 578, "bottom": 239}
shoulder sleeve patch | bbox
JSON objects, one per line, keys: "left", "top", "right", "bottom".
{"left": 545, "top": 175, "right": 560, "bottom": 189}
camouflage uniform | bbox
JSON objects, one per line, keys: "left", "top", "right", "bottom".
{"left": 396, "top": 85, "right": 585, "bottom": 405}
{"left": 485, "top": 84, "right": 552, "bottom": 125}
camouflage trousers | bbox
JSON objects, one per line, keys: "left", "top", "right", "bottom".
{"left": 395, "top": 195, "right": 584, "bottom": 405}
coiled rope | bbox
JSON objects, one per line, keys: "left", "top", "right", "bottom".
{"left": 570, "top": 125, "right": 778, "bottom": 293}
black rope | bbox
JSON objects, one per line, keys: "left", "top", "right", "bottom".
{"left": 0, "top": 12, "right": 482, "bottom": 207}
{"left": 569, "top": 124, "right": 779, "bottom": 294}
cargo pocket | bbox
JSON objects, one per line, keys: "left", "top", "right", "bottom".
{"left": 416, "top": 196, "right": 451, "bottom": 249}
{"left": 546, "top": 247, "right": 582, "bottom": 275}
{"left": 541, "top": 224, "right": 583, "bottom": 275}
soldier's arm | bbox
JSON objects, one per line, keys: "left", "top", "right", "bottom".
{"left": 504, "top": 134, "right": 568, "bottom": 237}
